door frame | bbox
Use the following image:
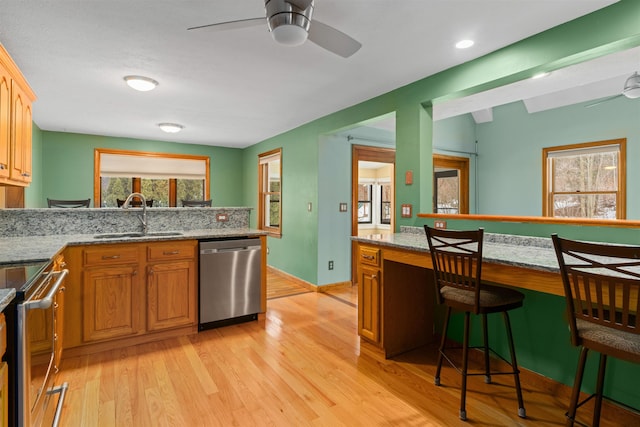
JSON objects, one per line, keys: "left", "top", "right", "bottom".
{"left": 433, "top": 153, "right": 469, "bottom": 214}
{"left": 351, "top": 145, "right": 396, "bottom": 284}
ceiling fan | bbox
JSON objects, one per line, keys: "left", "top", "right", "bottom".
{"left": 188, "top": 0, "right": 361, "bottom": 58}
{"left": 585, "top": 71, "right": 640, "bottom": 107}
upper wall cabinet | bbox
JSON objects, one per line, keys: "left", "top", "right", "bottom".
{"left": 0, "top": 44, "right": 36, "bottom": 186}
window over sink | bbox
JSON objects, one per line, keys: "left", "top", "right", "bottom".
{"left": 95, "top": 148, "right": 210, "bottom": 207}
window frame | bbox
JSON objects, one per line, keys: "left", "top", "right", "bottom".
{"left": 542, "top": 138, "right": 626, "bottom": 219}
{"left": 357, "top": 183, "right": 373, "bottom": 224}
{"left": 94, "top": 148, "right": 210, "bottom": 207}
{"left": 258, "top": 148, "right": 282, "bottom": 237}
{"left": 433, "top": 154, "right": 469, "bottom": 214}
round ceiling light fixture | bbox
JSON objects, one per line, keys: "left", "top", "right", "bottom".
{"left": 455, "top": 39, "right": 474, "bottom": 49}
{"left": 124, "top": 75, "right": 159, "bottom": 92}
{"left": 158, "top": 123, "right": 184, "bottom": 133}
{"left": 266, "top": 0, "right": 312, "bottom": 46}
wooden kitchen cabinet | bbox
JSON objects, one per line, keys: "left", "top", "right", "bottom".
{"left": 0, "top": 44, "right": 36, "bottom": 186}
{"left": 83, "top": 265, "right": 142, "bottom": 342}
{"left": 82, "top": 244, "right": 143, "bottom": 343}
{"left": 146, "top": 241, "right": 197, "bottom": 332}
{"left": 63, "top": 240, "right": 198, "bottom": 355}
{"left": 357, "top": 245, "right": 382, "bottom": 345}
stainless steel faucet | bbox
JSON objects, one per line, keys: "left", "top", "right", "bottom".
{"left": 122, "top": 192, "right": 148, "bottom": 234}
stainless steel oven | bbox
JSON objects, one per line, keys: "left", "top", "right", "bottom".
{"left": 2, "top": 261, "right": 68, "bottom": 426}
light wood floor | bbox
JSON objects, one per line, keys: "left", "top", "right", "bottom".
{"left": 56, "top": 274, "right": 638, "bottom": 426}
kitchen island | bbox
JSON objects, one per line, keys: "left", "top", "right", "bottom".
{"left": 0, "top": 207, "right": 267, "bottom": 357}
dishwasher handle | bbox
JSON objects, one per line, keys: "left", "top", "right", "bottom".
{"left": 200, "top": 246, "right": 260, "bottom": 255}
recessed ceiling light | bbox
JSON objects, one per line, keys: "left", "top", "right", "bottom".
{"left": 124, "top": 75, "right": 158, "bottom": 92}
{"left": 158, "top": 123, "right": 184, "bottom": 133}
{"left": 532, "top": 72, "right": 551, "bottom": 79}
{"left": 455, "top": 39, "right": 474, "bottom": 49}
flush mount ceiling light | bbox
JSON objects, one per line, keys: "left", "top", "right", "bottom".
{"left": 124, "top": 75, "right": 159, "bottom": 92}
{"left": 158, "top": 123, "right": 184, "bottom": 133}
{"left": 455, "top": 39, "right": 474, "bottom": 49}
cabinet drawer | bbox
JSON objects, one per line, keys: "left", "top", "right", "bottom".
{"left": 0, "top": 313, "right": 5, "bottom": 356}
{"left": 359, "top": 246, "right": 380, "bottom": 267}
{"left": 147, "top": 241, "right": 196, "bottom": 262}
{"left": 84, "top": 246, "right": 139, "bottom": 266}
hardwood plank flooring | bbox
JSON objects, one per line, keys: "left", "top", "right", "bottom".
{"left": 56, "top": 275, "right": 638, "bottom": 426}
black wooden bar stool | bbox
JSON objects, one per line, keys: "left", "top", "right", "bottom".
{"left": 552, "top": 234, "right": 640, "bottom": 426}
{"left": 425, "top": 226, "right": 526, "bottom": 421}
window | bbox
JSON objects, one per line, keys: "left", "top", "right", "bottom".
{"left": 258, "top": 148, "right": 282, "bottom": 236}
{"left": 543, "top": 139, "right": 626, "bottom": 219}
{"left": 433, "top": 154, "right": 469, "bottom": 214}
{"left": 358, "top": 184, "right": 372, "bottom": 224}
{"left": 380, "top": 184, "right": 391, "bottom": 224}
{"left": 95, "top": 149, "right": 210, "bottom": 207}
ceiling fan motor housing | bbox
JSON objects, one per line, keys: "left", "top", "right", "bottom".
{"left": 265, "top": 0, "right": 314, "bottom": 46}
{"left": 623, "top": 72, "right": 640, "bottom": 99}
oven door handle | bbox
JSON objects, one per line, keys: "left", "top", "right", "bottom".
{"left": 24, "top": 269, "right": 68, "bottom": 310}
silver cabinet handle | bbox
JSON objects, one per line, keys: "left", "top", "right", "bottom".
{"left": 102, "top": 255, "right": 121, "bottom": 260}
{"left": 163, "top": 250, "right": 180, "bottom": 255}
{"left": 21, "top": 172, "right": 30, "bottom": 177}
{"left": 0, "top": 163, "right": 5, "bottom": 170}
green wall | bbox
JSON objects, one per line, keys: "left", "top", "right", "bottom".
{"left": 31, "top": 130, "right": 244, "bottom": 208}
{"left": 239, "top": 0, "right": 640, "bottom": 409}
{"left": 477, "top": 95, "right": 640, "bottom": 217}
{"left": 21, "top": 0, "right": 640, "bottom": 409}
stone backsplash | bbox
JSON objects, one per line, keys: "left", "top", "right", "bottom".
{"left": 0, "top": 207, "right": 252, "bottom": 237}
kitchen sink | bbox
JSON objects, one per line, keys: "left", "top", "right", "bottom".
{"left": 93, "top": 231, "right": 183, "bottom": 239}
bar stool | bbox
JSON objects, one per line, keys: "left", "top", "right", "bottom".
{"left": 424, "top": 226, "right": 526, "bottom": 421}
{"left": 47, "top": 198, "right": 91, "bottom": 208}
{"left": 552, "top": 234, "right": 640, "bottom": 426}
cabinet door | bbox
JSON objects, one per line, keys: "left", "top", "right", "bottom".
{"left": 147, "top": 260, "right": 196, "bottom": 331}
{"left": 0, "top": 68, "right": 10, "bottom": 179}
{"left": 358, "top": 264, "right": 381, "bottom": 344}
{"left": 10, "top": 81, "right": 32, "bottom": 183}
{"left": 83, "top": 265, "right": 142, "bottom": 342}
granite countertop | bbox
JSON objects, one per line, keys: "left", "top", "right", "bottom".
{"left": 0, "top": 228, "right": 267, "bottom": 265}
{"left": 0, "top": 288, "right": 16, "bottom": 312}
{"left": 352, "top": 231, "right": 560, "bottom": 273}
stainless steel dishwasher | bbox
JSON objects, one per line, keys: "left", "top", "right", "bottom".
{"left": 199, "top": 237, "right": 262, "bottom": 330}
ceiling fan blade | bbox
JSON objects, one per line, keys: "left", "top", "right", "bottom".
{"left": 584, "top": 94, "right": 623, "bottom": 108}
{"left": 188, "top": 17, "right": 264, "bottom": 32}
{"left": 308, "top": 20, "right": 361, "bottom": 58}
{"left": 289, "top": 0, "right": 313, "bottom": 9}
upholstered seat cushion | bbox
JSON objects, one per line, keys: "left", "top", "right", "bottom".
{"left": 441, "top": 283, "right": 524, "bottom": 311}
{"left": 576, "top": 319, "right": 640, "bottom": 356}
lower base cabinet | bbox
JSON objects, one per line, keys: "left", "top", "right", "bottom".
{"left": 63, "top": 240, "right": 197, "bottom": 352}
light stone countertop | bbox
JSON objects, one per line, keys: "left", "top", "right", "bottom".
{"left": 351, "top": 230, "right": 560, "bottom": 273}
{"left": 0, "top": 228, "right": 267, "bottom": 265}
{"left": 0, "top": 288, "right": 16, "bottom": 312}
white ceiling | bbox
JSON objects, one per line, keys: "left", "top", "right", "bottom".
{"left": 0, "top": 0, "right": 621, "bottom": 148}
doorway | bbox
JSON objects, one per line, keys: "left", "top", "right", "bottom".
{"left": 351, "top": 145, "right": 395, "bottom": 282}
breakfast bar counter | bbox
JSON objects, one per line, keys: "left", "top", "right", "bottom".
{"left": 351, "top": 229, "right": 564, "bottom": 357}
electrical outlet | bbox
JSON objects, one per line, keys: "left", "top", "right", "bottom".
{"left": 328, "top": 260, "right": 334, "bottom": 270}
{"left": 216, "top": 213, "right": 228, "bottom": 222}
{"left": 434, "top": 220, "right": 447, "bottom": 229}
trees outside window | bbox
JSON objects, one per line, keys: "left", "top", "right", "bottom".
{"left": 543, "top": 139, "right": 626, "bottom": 219}
{"left": 358, "top": 184, "right": 372, "bottom": 224}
